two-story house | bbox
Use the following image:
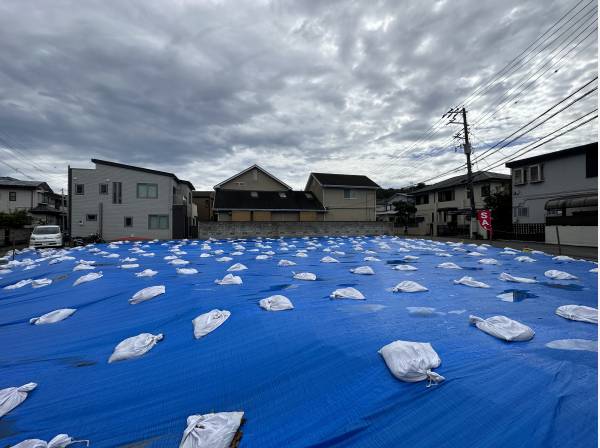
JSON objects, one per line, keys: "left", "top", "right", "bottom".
{"left": 506, "top": 142, "right": 597, "bottom": 247}
{"left": 0, "top": 177, "right": 66, "bottom": 227}
{"left": 69, "top": 159, "right": 195, "bottom": 241}
{"left": 376, "top": 192, "right": 415, "bottom": 222}
{"left": 411, "top": 171, "right": 511, "bottom": 236}
{"left": 305, "top": 173, "right": 380, "bottom": 221}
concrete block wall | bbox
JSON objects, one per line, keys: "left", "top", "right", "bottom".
{"left": 197, "top": 221, "right": 393, "bottom": 239}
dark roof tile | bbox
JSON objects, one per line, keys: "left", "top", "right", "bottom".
{"left": 213, "top": 190, "right": 325, "bottom": 211}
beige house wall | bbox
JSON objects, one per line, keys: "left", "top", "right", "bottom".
{"left": 231, "top": 211, "right": 251, "bottom": 221}
{"left": 307, "top": 177, "right": 376, "bottom": 221}
{"left": 219, "top": 167, "right": 288, "bottom": 191}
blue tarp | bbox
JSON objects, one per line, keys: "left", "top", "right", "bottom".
{"left": 0, "top": 237, "right": 597, "bottom": 447}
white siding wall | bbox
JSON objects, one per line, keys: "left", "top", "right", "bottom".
{"left": 0, "top": 188, "right": 35, "bottom": 212}
{"left": 70, "top": 165, "right": 176, "bottom": 240}
{"left": 511, "top": 153, "right": 597, "bottom": 224}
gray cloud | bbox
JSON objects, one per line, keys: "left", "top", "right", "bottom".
{"left": 0, "top": 0, "right": 596, "bottom": 191}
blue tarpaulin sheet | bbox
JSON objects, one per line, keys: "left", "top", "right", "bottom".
{"left": 0, "top": 237, "right": 597, "bottom": 447}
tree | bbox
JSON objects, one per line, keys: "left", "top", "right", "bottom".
{"left": 0, "top": 210, "right": 31, "bottom": 228}
{"left": 484, "top": 190, "right": 512, "bottom": 230}
{"left": 393, "top": 201, "right": 417, "bottom": 226}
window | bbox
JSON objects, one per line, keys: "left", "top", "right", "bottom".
{"left": 137, "top": 183, "right": 158, "bottom": 199}
{"left": 86, "top": 214, "right": 97, "bottom": 221}
{"left": 234, "top": 182, "right": 245, "bottom": 186}
{"left": 343, "top": 189, "right": 355, "bottom": 199}
{"left": 513, "top": 168, "right": 527, "bottom": 185}
{"left": 513, "top": 207, "right": 529, "bottom": 217}
{"left": 124, "top": 217, "right": 133, "bottom": 227}
{"left": 586, "top": 147, "right": 598, "bottom": 178}
{"left": 305, "top": 192, "right": 313, "bottom": 199}
{"left": 279, "top": 192, "right": 287, "bottom": 198}
{"left": 250, "top": 191, "right": 259, "bottom": 198}
{"left": 112, "top": 182, "right": 122, "bottom": 204}
{"left": 481, "top": 184, "right": 491, "bottom": 197}
{"left": 75, "top": 184, "right": 84, "bottom": 195}
{"left": 415, "top": 194, "right": 429, "bottom": 205}
{"left": 99, "top": 183, "right": 108, "bottom": 195}
{"left": 529, "top": 164, "right": 543, "bottom": 183}
{"left": 148, "top": 214, "right": 169, "bottom": 229}
{"left": 438, "top": 190, "right": 454, "bottom": 202}
{"left": 9, "top": 191, "right": 16, "bottom": 201}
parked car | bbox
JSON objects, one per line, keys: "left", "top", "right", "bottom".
{"left": 29, "top": 225, "right": 63, "bottom": 248}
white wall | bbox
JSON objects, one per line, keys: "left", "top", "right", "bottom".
{"left": 545, "top": 225, "right": 598, "bottom": 247}
{"left": 511, "top": 153, "right": 597, "bottom": 224}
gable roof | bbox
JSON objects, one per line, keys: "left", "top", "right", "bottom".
{"left": 91, "top": 159, "right": 194, "bottom": 190}
{"left": 307, "top": 173, "right": 380, "bottom": 189}
{"left": 412, "top": 171, "right": 511, "bottom": 194}
{"left": 0, "top": 176, "right": 50, "bottom": 190}
{"left": 505, "top": 142, "right": 597, "bottom": 168}
{"left": 213, "top": 189, "right": 325, "bottom": 211}
{"left": 214, "top": 164, "right": 292, "bottom": 190}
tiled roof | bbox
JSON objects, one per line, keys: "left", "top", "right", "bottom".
{"left": 213, "top": 189, "right": 325, "bottom": 211}
{"left": 309, "top": 173, "right": 380, "bottom": 188}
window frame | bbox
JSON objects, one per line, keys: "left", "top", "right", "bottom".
{"left": 75, "top": 184, "right": 85, "bottom": 195}
{"left": 529, "top": 164, "right": 543, "bottom": 183}
{"left": 148, "top": 214, "right": 169, "bottom": 230}
{"left": 137, "top": 183, "right": 158, "bottom": 199}
{"left": 513, "top": 168, "right": 527, "bottom": 185}
{"left": 99, "top": 183, "right": 109, "bottom": 195}
{"left": 481, "top": 184, "right": 491, "bottom": 197}
{"left": 437, "top": 189, "right": 455, "bottom": 202}
{"left": 9, "top": 191, "right": 16, "bottom": 201}
{"left": 86, "top": 214, "right": 98, "bottom": 222}
{"left": 112, "top": 182, "right": 122, "bottom": 204}
{"left": 124, "top": 216, "right": 133, "bottom": 227}
{"left": 343, "top": 188, "right": 355, "bottom": 199}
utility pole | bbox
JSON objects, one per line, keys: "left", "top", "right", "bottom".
{"left": 444, "top": 106, "right": 478, "bottom": 239}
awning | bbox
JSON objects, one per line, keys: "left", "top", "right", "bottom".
{"left": 545, "top": 195, "right": 598, "bottom": 210}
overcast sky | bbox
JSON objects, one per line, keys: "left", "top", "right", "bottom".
{"left": 0, "top": 0, "right": 597, "bottom": 192}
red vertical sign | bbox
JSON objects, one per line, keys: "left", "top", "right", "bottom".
{"left": 477, "top": 209, "right": 492, "bottom": 231}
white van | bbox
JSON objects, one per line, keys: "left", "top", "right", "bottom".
{"left": 30, "top": 225, "right": 63, "bottom": 248}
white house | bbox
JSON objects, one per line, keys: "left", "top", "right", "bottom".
{"left": 411, "top": 171, "right": 511, "bottom": 237}
{"left": 0, "top": 177, "right": 66, "bottom": 227}
{"left": 69, "top": 159, "right": 196, "bottom": 241}
{"left": 506, "top": 142, "right": 597, "bottom": 247}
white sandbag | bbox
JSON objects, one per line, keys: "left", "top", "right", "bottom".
{"left": 170, "top": 259, "right": 190, "bottom": 265}
{"left": 227, "top": 263, "right": 247, "bottom": 272}
{"left": 123, "top": 257, "right": 137, "bottom": 262}
{"left": 277, "top": 259, "right": 296, "bottom": 267}
{"left": 179, "top": 411, "right": 244, "bottom": 448}
{"left": 255, "top": 255, "right": 269, "bottom": 260}
{"left": 135, "top": 269, "right": 158, "bottom": 278}
{"left": 12, "top": 434, "right": 88, "bottom": 448}
{"left": 467, "top": 252, "right": 483, "bottom": 257}
{"left": 293, "top": 272, "right": 316, "bottom": 281}
{"left": 363, "top": 256, "right": 381, "bottom": 262}
{"left": 403, "top": 255, "right": 419, "bottom": 261}
{"left": 590, "top": 267, "right": 598, "bottom": 273}
{"left": 321, "top": 256, "right": 339, "bottom": 263}
{"left": 0, "top": 382, "right": 37, "bottom": 418}
{"left": 30, "top": 308, "right": 76, "bottom": 325}
{"left": 130, "top": 285, "right": 166, "bottom": 304}
{"left": 0, "top": 268, "right": 12, "bottom": 275}
{"left": 546, "top": 339, "right": 597, "bottom": 352}
{"left": 478, "top": 258, "right": 499, "bottom": 265}
{"left": 295, "top": 252, "right": 308, "bottom": 258}
{"left": 544, "top": 270, "right": 578, "bottom": 280}
{"left": 32, "top": 278, "right": 52, "bottom": 288}
{"left": 555, "top": 305, "right": 598, "bottom": 324}
{"left": 392, "top": 281, "right": 428, "bottom": 293}
{"left": 350, "top": 266, "right": 375, "bottom": 275}
{"left": 199, "top": 253, "right": 212, "bottom": 258}
{"left": 514, "top": 256, "right": 535, "bottom": 262}
{"left": 437, "top": 262, "right": 461, "bottom": 269}
{"left": 24, "top": 264, "right": 39, "bottom": 271}
{"left": 499, "top": 272, "right": 537, "bottom": 284}
{"left": 378, "top": 340, "right": 444, "bottom": 385}
{"left": 108, "top": 333, "right": 163, "bottom": 363}
{"left": 177, "top": 268, "right": 198, "bottom": 275}
{"left": 552, "top": 255, "right": 575, "bottom": 262}
{"left": 214, "top": 274, "right": 242, "bottom": 285}
{"left": 330, "top": 287, "right": 365, "bottom": 300}
{"left": 4, "top": 279, "right": 32, "bottom": 290}
{"left": 103, "top": 253, "right": 119, "bottom": 258}
{"left": 120, "top": 264, "right": 140, "bottom": 269}
{"left": 192, "top": 309, "right": 231, "bottom": 338}
{"left": 259, "top": 295, "right": 294, "bottom": 311}
{"left": 469, "top": 315, "right": 534, "bottom": 341}
{"left": 393, "top": 264, "right": 418, "bottom": 271}
{"left": 436, "top": 253, "right": 452, "bottom": 257}
{"left": 73, "top": 272, "right": 103, "bottom": 286}
{"left": 453, "top": 276, "right": 490, "bottom": 288}
{"left": 73, "top": 263, "right": 95, "bottom": 271}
